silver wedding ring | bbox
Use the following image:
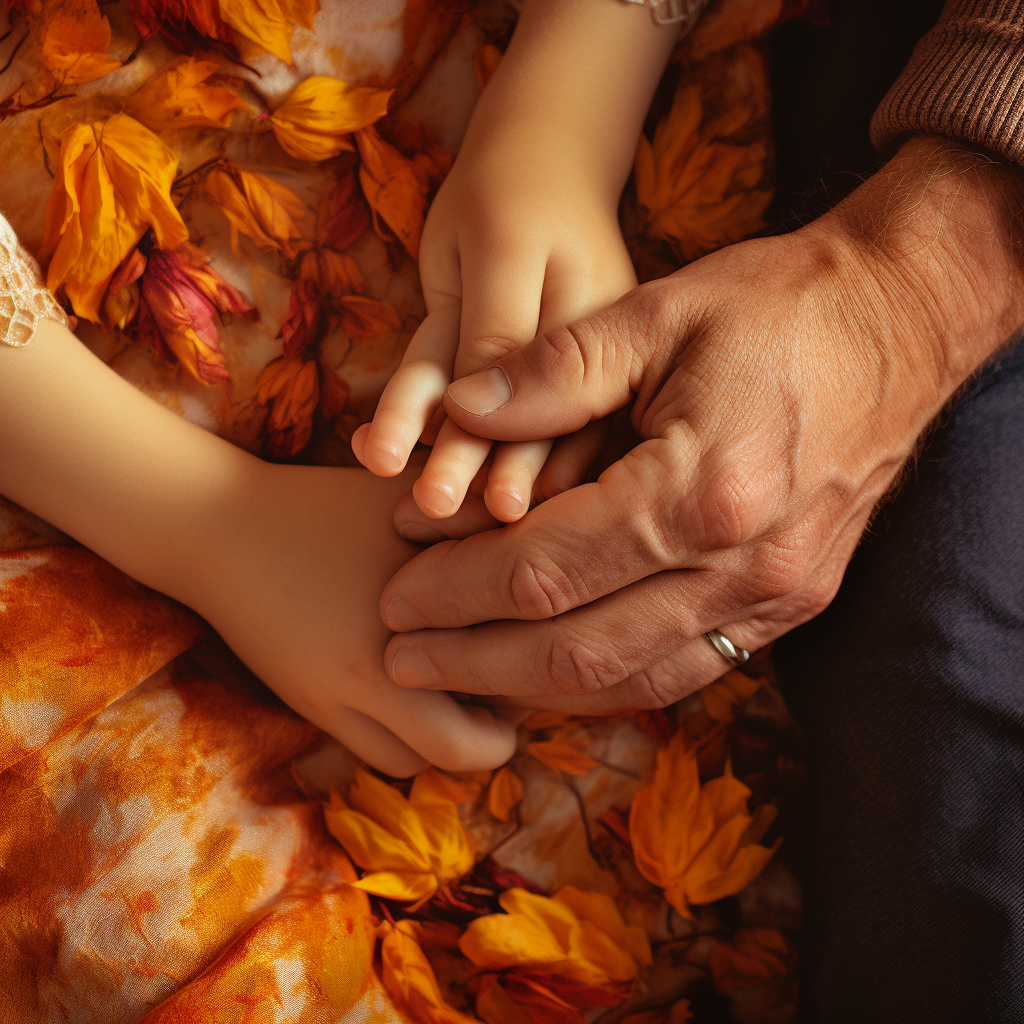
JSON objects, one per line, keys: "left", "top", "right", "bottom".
{"left": 704, "top": 629, "right": 750, "bottom": 666}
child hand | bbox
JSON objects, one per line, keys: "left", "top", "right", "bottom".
{"left": 187, "top": 462, "right": 517, "bottom": 777}
{"left": 352, "top": 123, "right": 636, "bottom": 523}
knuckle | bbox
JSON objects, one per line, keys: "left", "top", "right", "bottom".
{"left": 546, "top": 627, "right": 629, "bottom": 695}
{"left": 509, "top": 552, "right": 586, "bottom": 620}
{"left": 459, "top": 335, "right": 523, "bottom": 374}
{"left": 745, "top": 529, "right": 817, "bottom": 601}
{"left": 696, "top": 465, "right": 772, "bottom": 551}
{"left": 430, "top": 730, "right": 479, "bottom": 773}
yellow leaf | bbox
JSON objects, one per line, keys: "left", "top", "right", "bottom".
{"left": 628, "top": 734, "right": 779, "bottom": 920}
{"left": 381, "top": 920, "right": 479, "bottom": 1024}
{"left": 39, "top": 114, "right": 188, "bottom": 322}
{"left": 460, "top": 887, "right": 649, "bottom": 988}
{"left": 355, "top": 125, "right": 427, "bottom": 260}
{"left": 201, "top": 165, "right": 312, "bottom": 258}
{"left": 411, "top": 767, "right": 492, "bottom": 806}
{"left": 38, "top": 0, "right": 121, "bottom": 86}
{"left": 527, "top": 740, "right": 600, "bottom": 777}
{"left": 218, "top": 0, "right": 317, "bottom": 64}
{"left": 270, "top": 76, "right": 391, "bottom": 161}
{"left": 352, "top": 870, "right": 438, "bottom": 903}
{"left": 487, "top": 766, "right": 523, "bottom": 822}
{"left": 126, "top": 57, "right": 245, "bottom": 131}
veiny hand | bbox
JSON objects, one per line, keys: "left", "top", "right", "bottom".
{"left": 351, "top": 116, "right": 635, "bottom": 526}
{"left": 378, "top": 137, "right": 1024, "bottom": 712}
{"left": 184, "top": 463, "right": 517, "bottom": 776}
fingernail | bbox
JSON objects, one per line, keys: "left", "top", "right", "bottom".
{"left": 447, "top": 367, "right": 512, "bottom": 416}
{"left": 384, "top": 596, "right": 426, "bottom": 631}
{"left": 398, "top": 522, "right": 447, "bottom": 544}
{"left": 371, "top": 444, "right": 403, "bottom": 474}
{"left": 391, "top": 647, "right": 441, "bottom": 688}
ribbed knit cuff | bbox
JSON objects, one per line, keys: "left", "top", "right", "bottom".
{"left": 870, "top": 0, "right": 1024, "bottom": 166}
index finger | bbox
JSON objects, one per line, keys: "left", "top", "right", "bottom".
{"left": 380, "top": 435, "right": 701, "bottom": 632}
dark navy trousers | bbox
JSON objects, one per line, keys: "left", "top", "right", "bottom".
{"left": 774, "top": 340, "right": 1024, "bottom": 1022}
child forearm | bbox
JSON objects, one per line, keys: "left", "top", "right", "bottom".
{"left": 0, "top": 318, "right": 257, "bottom": 607}
{"left": 474, "top": 0, "right": 680, "bottom": 200}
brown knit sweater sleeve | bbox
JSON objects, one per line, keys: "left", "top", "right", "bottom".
{"left": 870, "top": 0, "right": 1024, "bottom": 165}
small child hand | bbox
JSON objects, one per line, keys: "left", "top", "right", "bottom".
{"left": 352, "top": 120, "right": 637, "bottom": 523}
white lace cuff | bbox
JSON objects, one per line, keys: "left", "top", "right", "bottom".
{"left": 0, "top": 215, "right": 69, "bottom": 347}
{"left": 623, "top": 0, "right": 710, "bottom": 29}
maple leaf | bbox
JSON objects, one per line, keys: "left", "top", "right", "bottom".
{"left": 316, "top": 162, "right": 371, "bottom": 250}
{"left": 355, "top": 125, "right": 427, "bottom": 260}
{"left": 381, "top": 919, "right": 478, "bottom": 1024}
{"left": 126, "top": 57, "right": 244, "bottom": 132}
{"left": 628, "top": 733, "right": 780, "bottom": 920}
{"left": 633, "top": 81, "right": 771, "bottom": 263}
{"left": 270, "top": 75, "right": 391, "bottom": 161}
{"left": 324, "top": 767, "right": 475, "bottom": 905}
{"left": 37, "top": 0, "right": 121, "bottom": 86}
{"left": 460, "top": 887, "right": 651, "bottom": 990}
{"left": 708, "top": 926, "right": 790, "bottom": 995}
{"left": 130, "top": 242, "right": 256, "bottom": 383}
{"left": 218, "top": 0, "right": 317, "bottom": 64}
{"left": 39, "top": 113, "right": 189, "bottom": 323}
{"left": 128, "top": 0, "right": 233, "bottom": 50}
{"left": 487, "top": 765, "right": 523, "bottom": 822}
{"left": 527, "top": 740, "right": 600, "bottom": 777}
{"left": 201, "top": 164, "right": 312, "bottom": 259}
{"left": 699, "top": 670, "right": 762, "bottom": 723}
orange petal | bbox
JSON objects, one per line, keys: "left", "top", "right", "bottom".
{"left": 126, "top": 57, "right": 244, "bottom": 131}
{"left": 487, "top": 766, "right": 524, "bottom": 823}
{"left": 527, "top": 741, "right": 599, "bottom": 777}
{"left": 352, "top": 870, "right": 438, "bottom": 902}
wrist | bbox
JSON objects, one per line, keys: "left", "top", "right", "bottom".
{"left": 810, "top": 135, "right": 1024, "bottom": 438}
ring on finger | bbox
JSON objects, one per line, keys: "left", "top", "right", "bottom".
{"left": 704, "top": 628, "right": 750, "bottom": 667}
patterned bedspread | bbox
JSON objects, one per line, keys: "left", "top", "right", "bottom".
{"left": 0, "top": 0, "right": 812, "bottom": 1019}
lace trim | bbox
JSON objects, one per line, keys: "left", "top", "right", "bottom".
{"left": 0, "top": 217, "right": 69, "bottom": 347}
{"left": 623, "top": 0, "right": 710, "bottom": 29}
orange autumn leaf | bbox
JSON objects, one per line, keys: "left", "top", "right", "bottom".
{"left": 296, "top": 248, "right": 400, "bottom": 339}
{"left": 131, "top": 242, "right": 257, "bottom": 383}
{"left": 412, "top": 767, "right": 492, "bottom": 806}
{"left": 128, "top": 0, "right": 231, "bottom": 46}
{"left": 39, "top": 113, "right": 188, "bottom": 323}
{"left": 708, "top": 926, "right": 790, "bottom": 994}
{"left": 628, "top": 733, "right": 780, "bottom": 920}
{"left": 270, "top": 76, "right": 391, "bottom": 161}
{"left": 324, "top": 767, "right": 474, "bottom": 904}
{"left": 316, "top": 163, "right": 371, "bottom": 249}
{"left": 38, "top": 0, "right": 121, "bottom": 86}
{"left": 699, "top": 670, "right": 762, "bottom": 723}
{"left": 218, "top": 0, "right": 317, "bottom": 64}
{"left": 339, "top": 294, "right": 400, "bottom": 339}
{"left": 634, "top": 82, "right": 770, "bottom": 263}
{"left": 460, "top": 887, "right": 651, "bottom": 988}
{"left": 126, "top": 57, "right": 244, "bottom": 131}
{"left": 256, "top": 355, "right": 319, "bottom": 456}
{"left": 487, "top": 766, "right": 523, "bottom": 823}
{"left": 355, "top": 125, "right": 427, "bottom": 260}
{"left": 201, "top": 164, "right": 312, "bottom": 259}
{"left": 381, "top": 919, "right": 478, "bottom": 1024}
{"left": 527, "top": 740, "right": 600, "bottom": 777}
{"left": 477, "top": 973, "right": 584, "bottom": 1024}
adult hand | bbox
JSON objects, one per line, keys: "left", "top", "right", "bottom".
{"left": 379, "top": 137, "right": 1024, "bottom": 712}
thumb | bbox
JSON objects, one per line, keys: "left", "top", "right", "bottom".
{"left": 442, "top": 285, "right": 658, "bottom": 442}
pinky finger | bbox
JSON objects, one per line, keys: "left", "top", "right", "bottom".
{"left": 304, "top": 705, "right": 428, "bottom": 778}
{"left": 484, "top": 439, "right": 554, "bottom": 522}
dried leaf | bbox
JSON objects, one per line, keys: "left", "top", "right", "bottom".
{"left": 126, "top": 57, "right": 244, "bottom": 131}
{"left": 699, "top": 670, "right": 762, "bottom": 723}
{"left": 201, "top": 164, "right": 312, "bottom": 258}
{"left": 37, "top": 0, "right": 121, "bottom": 85}
{"left": 128, "top": 0, "right": 232, "bottom": 48}
{"left": 133, "top": 242, "right": 256, "bottom": 383}
{"left": 218, "top": 0, "right": 317, "bottom": 64}
{"left": 412, "top": 767, "right": 492, "bottom": 806}
{"left": 316, "top": 164, "right": 370, "bottom": 249}
{"left": 381, "top": 920, "right": 478, "bottom": 1024}
{"left": 270, "top": 76, "right": 391, "bottom": 161}
{"left": 339, "top": 294, "right": 400, "bottom": 339}
{"left": 487, "top": 766, "right": 523, "bottom": 823}
{"left": 323, "top": 769, "right": 475, "bottom": 904}
{"left": 355, "top": 125, "right": 427, "bottom": 260}
{"left": 527, "top": 740, "right": 600, "bottom": 777}
{"left": 708, "top": 927, "right": 790, "bottom": 994}
{"left": 628, "top": 733, "right": 780, "bottom": 919}
{"left": 634, "top": 82, "right": 770, "bottom": 263}
{"left": 255, "top": 355, "right": 319, "bottom": 456}
{"left": 39, "top": 113, "right": 189, "bottom": 322}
